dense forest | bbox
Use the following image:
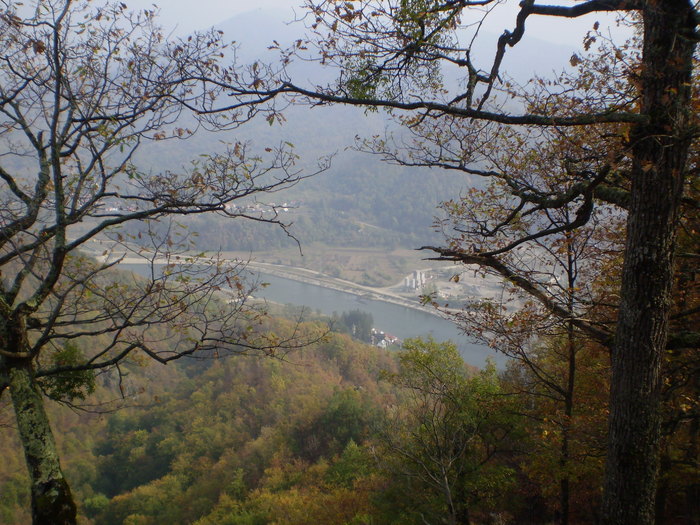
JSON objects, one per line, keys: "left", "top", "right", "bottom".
{"left": 132, "top": 156, "right": 469, "bottom": 253}
{"left": 0, "top": 310, "right": 696, "bottom": 524}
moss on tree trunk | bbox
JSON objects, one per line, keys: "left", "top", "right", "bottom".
{"left": 8, "top": 360, "right": 77, "bottom": 525}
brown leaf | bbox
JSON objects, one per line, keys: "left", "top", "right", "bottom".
{"left": 32, "top": 40, "right": 46, "bottom": 54}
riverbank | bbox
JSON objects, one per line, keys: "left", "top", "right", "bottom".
{"left": 246, "top": 261, "right": 448, "bottom": 319}
{"left": 106, "top": 254, "right": 451, "bottom": 320}
{"left": 81, "top": 240, "right": 494, "bottom": 321}
{"left": 81, "top": 242, "right": 501, "bottom": 366}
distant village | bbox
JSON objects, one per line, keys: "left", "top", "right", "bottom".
{"left": 100, "top": 200, "right": 299, "bottom": 215}
{"left": 224, "top": 201, "right": 298, "bottom": 215}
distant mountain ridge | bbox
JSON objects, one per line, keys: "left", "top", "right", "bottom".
{"left": 131, "top": 9, "right": 577, "bottom": 253}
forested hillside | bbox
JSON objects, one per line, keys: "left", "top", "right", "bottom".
{"left": 128, "top": 102, "right": 469, "bottom": 253}
{"left": 2, "top": 311, "right": 695, "bottom": 524}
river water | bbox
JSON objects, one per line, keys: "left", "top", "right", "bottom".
{"left": 253, "top": 272, "right": 502, "bottom": 368}
{"left": 120, "top": 262, "right": 501, "bottom": 367}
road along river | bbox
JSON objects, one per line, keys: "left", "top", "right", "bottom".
{"left": 251, "top": 271, "right": 503, "bottom": 368}
{"left": 119, "top": 260, "right": 504, "bottom": 368}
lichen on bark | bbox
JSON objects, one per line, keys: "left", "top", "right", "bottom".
{"left": 8, "top": 361, "right": 77, "bottom": 525}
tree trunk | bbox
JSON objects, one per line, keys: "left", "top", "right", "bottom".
{"left": 8, "top": 359, "right": 77, "bottom": 525}
{"left": 601, "top": 2, "right": 696, "bottom": 524}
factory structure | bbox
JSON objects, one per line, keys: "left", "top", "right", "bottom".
{"left": 404, "top": 270, "right": 427, "bottom": 291}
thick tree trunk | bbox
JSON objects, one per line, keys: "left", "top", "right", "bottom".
{"left": 8, "top": 360, "right": 77, "bottom": 525}
{"left": 601, "top": 2, "right": 696, "bottom": 524}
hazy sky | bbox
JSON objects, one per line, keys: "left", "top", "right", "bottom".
{"left": 124, "top": 0, "right": 297, "bottom": 34}
{"left": 122, "top": 0, "right": 626, "bottom": 48}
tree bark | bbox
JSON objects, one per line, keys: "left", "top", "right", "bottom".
{"left": 8, "top": 359, "right": 77, "bottom": 525}
{"left": 601, "top": 2, "right": 696, "bottom": 523}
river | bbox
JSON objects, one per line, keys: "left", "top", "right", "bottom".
{"left": 119, "top": 262, "right": 502, "bottom": 367}
{"left": 253, "top": 272, "right": 503, "bottom": 368}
